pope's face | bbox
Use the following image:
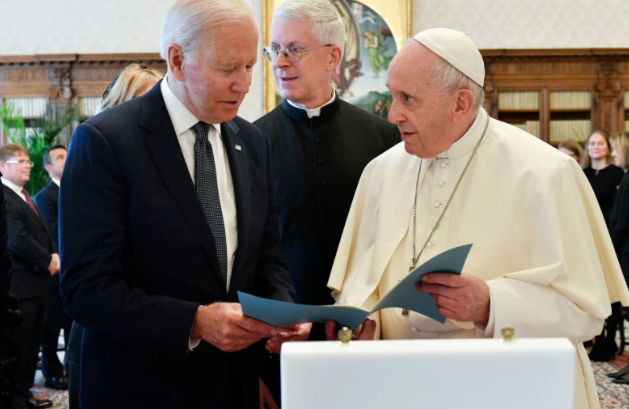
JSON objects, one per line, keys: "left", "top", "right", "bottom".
{"left": 587, "top": 132, "right": 609, "bottom": 161}
{"left": 386, "top": 43, "right": 459, "bottom": 158}
{"left": 270, "top": 19, "right": 335, "bottom": 107}
{"left": 179, "top": 19, "right": 258, "bottom": 124}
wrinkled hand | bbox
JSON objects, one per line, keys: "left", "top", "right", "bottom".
{"left": 48, "top": 253, "right": 60, "bottom": 276}
{"left": 259, "top": 378, "right": 278, "bottom": 409}
{"left": 325, "top": 319, "right": 376, "bottom": 341}
{"left": 191, "top": 303, "right": 277, "bottom": 352}
{"left": 417, "top": 273, "right": 490, "bottom": 325}
{"left": 265, "top": 322, "right": 312, "bottom": 354}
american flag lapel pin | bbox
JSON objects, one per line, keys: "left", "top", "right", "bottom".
{"left": 235, "top": 144, "right": 242, "bottom": 151}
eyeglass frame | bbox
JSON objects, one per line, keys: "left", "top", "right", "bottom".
{"left": 262, "top": 44, "right": 334, "bottom": 63}
{"left": 4, "top": 160, "right": 34, "bottom": 167}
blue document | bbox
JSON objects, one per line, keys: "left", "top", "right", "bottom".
{"left": 239, "top": 244, "right": 472, "bottom": 331}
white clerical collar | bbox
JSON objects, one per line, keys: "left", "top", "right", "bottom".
{"left": 161, "top": 74, "right": 221, "bottom": 137}
{"left": 52, "top": 178, "right": 60, "bottom": 187}
{"left": 1, "top": 178, "right": 25, "bottom": 197}
{"left": 287, "top": 88, "right": 336, "bottom": 118}
{"left": 436, "top": 108, "right": 488, "bottom": 160}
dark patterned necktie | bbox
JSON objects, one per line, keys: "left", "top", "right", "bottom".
{"left": 193, "top": 122, "right": 228, "bottom": 284}
{"left": 22, "top": 188, "right": 39, "bottom": 216}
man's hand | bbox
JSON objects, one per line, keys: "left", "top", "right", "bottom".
{"left": 259, "top": 378, "right": 279, "bottom": 409}
{"left": 190, "top": 303, "right": 277, "bottom": 352}
{"left": 265, "top": 322, "right": 312, "bottom": 354}
{"left": 417, "top": 273, "right": 490, "bottom": 326}
{"left": 325, "top": 319, "right": 376, "bottom": 341}
{"left": 48, "top": 253, "right": 60, "bottom": 276}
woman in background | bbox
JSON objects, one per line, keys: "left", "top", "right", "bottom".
{"left": 583, "top": 131, "right": 626, "bottom": 361}
{"left": 581, "top": 130, "right": 625, "bottom": 226}
{"left": 558, "top": 139, "right": 584, "bottom": 163}
{"left": 65, "top": 62, "right": 163, "bottom": 408}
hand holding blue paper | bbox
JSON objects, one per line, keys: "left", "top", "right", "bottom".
{"left": 238, "top": 244, "right": 473, "bottom": 331}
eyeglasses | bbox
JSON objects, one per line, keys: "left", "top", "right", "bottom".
{"left": 5, "top": 160, "right": 34, "bottom": 167}
{"left": 262, "top": 44, "right": 333, "bottom": 63}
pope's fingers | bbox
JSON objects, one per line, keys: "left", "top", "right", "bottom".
{"left": 422, "top": 273, "right": 466, "bottom": 287}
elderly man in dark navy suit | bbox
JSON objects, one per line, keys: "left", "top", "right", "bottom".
{"left": 59, "top": 0, "right": 310, "bottom": 408}
{"left": 34, "top": 145, "right": 71, "bottom": 391}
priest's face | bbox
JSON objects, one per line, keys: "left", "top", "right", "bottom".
{"left": 270, "top": 19, "right": 339, "bottom": 108}
{"left": 386, "top": 43, "right": 462, "bottom": 158}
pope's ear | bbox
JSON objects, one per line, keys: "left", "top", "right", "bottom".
{"left": 452, "top": 88, "right": 476, "bottom": 121}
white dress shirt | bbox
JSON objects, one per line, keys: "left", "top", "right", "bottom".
{"left": 2, "top": 178, "right": 26, "bottom": 202}
{"left": 52, "top": 178, "right": 60, "bottom": 187}
{"left": 161, "top": 76, "right": 238, "bottom": 292}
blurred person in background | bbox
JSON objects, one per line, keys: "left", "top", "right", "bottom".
{"left": 558, "top": 139, "right": 584, "bottom": 164}
{"left": 582, "top": 130, "right": 625, "bottom": 361}
{"left": 63, "top": 62, "right": 163, "bottom": 409}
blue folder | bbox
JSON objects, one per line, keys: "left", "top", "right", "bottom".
{"left": 239, "top": 244, "right": 473, "bottom": 331}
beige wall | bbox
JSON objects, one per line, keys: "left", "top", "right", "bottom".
{"left": 3, "top": 0, "right": 629, "bottom": 120}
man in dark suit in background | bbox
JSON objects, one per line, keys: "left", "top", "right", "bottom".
{"left": 34, "top": 145, "right": 71, "bottom": 391}
{"left": 59, "top": 1, "right": 310, "bottom": 408}
{"left": 0, "top": 144, "right": 57, "bottom": 409}
{"left": 0, "top": 169, "right": 19, "bottom": 409}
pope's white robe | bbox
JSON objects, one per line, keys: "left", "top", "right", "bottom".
{"left": 328, "top": 108, "right": 629, "bottom": 409}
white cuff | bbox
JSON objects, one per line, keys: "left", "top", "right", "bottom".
{"left": 473, "top": 291, "right": 495, "bottom": 337}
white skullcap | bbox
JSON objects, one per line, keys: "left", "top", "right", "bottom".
{"left": 412, "top": 28, "right": 484, "bottom": 87}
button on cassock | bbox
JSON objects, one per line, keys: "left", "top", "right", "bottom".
{"left": 438, "top": 181, "right": 445, "bottom": 187}
{"left": 434, "top": 201, "right": 441, "bottom": 208}
{"left": 440, "top": 162, "right": 447, "bottom": 168}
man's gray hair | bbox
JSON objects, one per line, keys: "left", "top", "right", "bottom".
{"left": 160, "top": 0, "right": 255, "bottom": 62}
{"left": 429, "top": 54, "right": 485, "bottom": 110}
{"left": 273, "top": 0, "right": 345, "bottom": 57}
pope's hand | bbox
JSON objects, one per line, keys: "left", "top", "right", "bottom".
{"left": 416, "top": 273, "right": 490, "bottom": 326}
{"left": 265, "top": 322, "right": 312, "bottom": 354}
{"left": 190, "top": 303, "right": 277, "bottom": 352}
{"left": 324, "top": 319, "right": 376, "bottom": 341}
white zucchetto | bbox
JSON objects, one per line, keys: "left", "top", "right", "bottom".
{"left": 412, "top": 28, "right": 485, "bottom": 87}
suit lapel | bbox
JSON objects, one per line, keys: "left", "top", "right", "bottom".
{"left": 4, "top": 186, "right": 48, "bottom": 231}
{"left": 49, "top": 182, "right": 59, "bottom": 206}
{"left": 139, "top": 84, "right": 224, "bottom": 287}
{"left": 221, "top": 121, "right": 250, "bottom": 299}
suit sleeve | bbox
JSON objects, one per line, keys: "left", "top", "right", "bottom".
{"left": 253, "top": 132, "right": 296, "bottom": 303}
{"left": 60, "top": 123, "right": 200, "bottom": 363}
{"left": 34, "top": 191, "right": 58, "bottom": 249}
{"left": 611, "top": 177, "right": 629, "bottom": 254}
{"left": 5, "top": 202, "right": 52, "bottom": 273}
{"left": 0, "top": 183, "right": 12, "bottom": 305}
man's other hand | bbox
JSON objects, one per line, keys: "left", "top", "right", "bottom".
{"left": 190, "top": 303, "right": 277, "bottom": 352}
{"left": 325, "top": 319, "right": 376, "bottom": 341}
{"left": 48, "top": 253, "right": 60, "bottom": 276}
{"left": 265, "top": 322, "right": 312, "bottom": 354}
{"left": 417, "top": 273, "right": 490, "bottom": 326}
{"left": 259, "top": 378, "right": 278, "bottom": 409}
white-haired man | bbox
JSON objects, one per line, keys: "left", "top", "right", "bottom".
{"left": 253, "top": 0, "right": 398, "bottom": 404}
{"left": 59, "top": 1, "right": 309, "bottom": 408}
{"left": 326, "top": 28, "right": 629, "bottom": 409}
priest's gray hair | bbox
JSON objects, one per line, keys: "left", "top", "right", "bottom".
{"left": 160, "top": 0, "right": 255, "bottom": 63}
{"left": 429, "top": 55, "right": 485, "bottom": 110}
{"left": 273, "top": 0, "right": 345, "bottom": 57}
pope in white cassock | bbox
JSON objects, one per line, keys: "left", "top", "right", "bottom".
{"left": 325, "top": 28, "right": 629, "bottom": 409}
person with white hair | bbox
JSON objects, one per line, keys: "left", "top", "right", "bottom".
{"left": 58, "top": 1, "right": 309, "bottom": 408}
{"left": 326, "top": 28, "right": 629, "bottom": 409}
{"left": 253, "top": 0, "right": 398, "bottom": 403}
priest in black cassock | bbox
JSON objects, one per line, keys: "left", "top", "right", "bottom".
{"left": 253, "top": 0, "right": 399, "bottom": 405}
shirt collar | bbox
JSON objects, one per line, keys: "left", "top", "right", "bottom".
{"left": 286, "top": 88, "right": 336, "bottom": 118}
{"left": 161, "top": 74, "right": 221, "bottom": 137}
{"left": 436, "top": 108, "right": 489, "bottom": 160}
{"left": 1, "top": 178, "right": 24, "bottom": 197}
{"left": 52, "top": 178, "right": 60, "bottom": 187}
